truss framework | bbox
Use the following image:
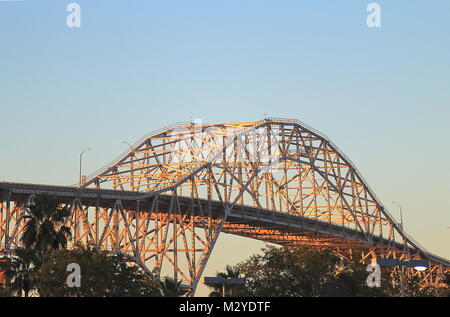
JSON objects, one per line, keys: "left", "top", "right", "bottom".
{"left": 1, "top": 118, "right": 449, "bottom": 295}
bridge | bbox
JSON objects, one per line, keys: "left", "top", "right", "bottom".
{"left": 1, "top": 117, "right": 449, "bottom": 295}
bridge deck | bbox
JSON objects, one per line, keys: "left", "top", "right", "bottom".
{"left": 1, "top": 182, "right": 449, "bottom": 268}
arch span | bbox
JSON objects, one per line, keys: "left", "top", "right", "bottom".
{"left": 1, "top": 118, "right": 448, "bottom": 295}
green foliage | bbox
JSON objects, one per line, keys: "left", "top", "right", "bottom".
{"left": 229, "top": 245, "right": 448, "bottom": 297}
{"left": 235, "top": 245, "right": 373, "bottom": 297}
{"left": 160, "top": 276, "right": 188, "bottom": 297}
{"left": 207, "top": 265, "right": 247, "bottom": 297}
{"left": 0, "top": 195, "right": 185, "bottom": 297}
{"left": 0, "top": 249, "right": 40, "bottom": 297}
{"left": 34, "top": 247, "right": 160, "bottom": 297}
{"left": 22, "top": 194, "right": 72, "bottom": 258}
{"left": 2, "top": 194, "right": 446, "bottom": 298}
{"left": 0, "top": 288, "right": 12, "bottom": 297}
{"left": 0, "top": 194, "right": 73, "bottom": 296}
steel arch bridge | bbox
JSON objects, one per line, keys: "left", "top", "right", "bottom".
{"left": 1, "top": 117, "right": 449, "bottom": 295}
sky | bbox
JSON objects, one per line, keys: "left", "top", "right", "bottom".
{"left": 1, "top": 0, "right": 449, "bottom": 296}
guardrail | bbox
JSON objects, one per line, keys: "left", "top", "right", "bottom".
{"left": 80, "top": 122, "right": 190, "bottom": 187}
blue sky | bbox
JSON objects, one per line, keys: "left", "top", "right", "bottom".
{"left": 1, "top": 1, "right": 450, "bottom": 295}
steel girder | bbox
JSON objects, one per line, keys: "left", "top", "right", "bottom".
{"left": 1, "top": 118, "right": 449, "bottom": 294}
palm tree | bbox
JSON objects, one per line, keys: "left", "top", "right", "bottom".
{"left": 217, "top": 265, "right": 240, "bottom": 280}
{"left": 0, "top": 248, "right": 40, "bottom": 297}
{"left": 160, "top": 276, "right": 187, "bottom": 297}
{"left": 22, "top": 194, "right": 72, "bottom": 258}
{"left": 208, "top": 265, "right": 245, "bottom": 297}
{"left": 0, "top": 195, "right": 71, "bottom": 296}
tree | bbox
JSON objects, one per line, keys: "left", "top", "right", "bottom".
{"left": 321, "top": 253, "right": 386, "bottom": 297}
{"left": 0, "top": 248, "right": 40, "bottom": 297}
{"left": 0, "top": 287, "right": 12, "bottom": 297}
{"left": 439, "top": 274, "right": 450, "bottom": 297}
{"left": 234, "top": 245, "right": 449, "bottom": 297}
{"left": 236, "top": 245, "right": 347, "bottom": 296}
{"left": 34, "top": 247, "right": 160, "bottom": 297}
{"left": 22, "top": 194, "right": 72, "bottom": 259}
{"left": 388, "top": 271, "right": 450, "bottom": 297}
{"left": 235, "top": 245, "right": 384, "bottom": 297}
{"left": 208, "top": 265, "right": 248, "bottom": 297}
{"left": 0, "top": 194, "right": 73, "bottom": 296}
{"left": 160, "top": 276, "right": 188, "bottom": 297}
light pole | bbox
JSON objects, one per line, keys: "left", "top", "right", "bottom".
{"left": 375, "top": 257, "right": 429, "bottom": 297}
{"left": 122, "top": 141, "right": 134, "bottom": 190}
{"left": 376, "top": 258, "right": 429, "bottom": 271}
{"left": 392, "top": 201, "right": 403, "bottom": 230}
{"left": 392, "top": 201, "right": 406, "bottom": 297}
{"left": 122, "top": 141, "right": 133, "bottom": 151}
{"left": 79, "top": 148, "right": 91, "bottom": 187}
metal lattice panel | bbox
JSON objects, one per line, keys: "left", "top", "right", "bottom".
{"left": 1, "top": 118, "right": 449, "bottom": 294}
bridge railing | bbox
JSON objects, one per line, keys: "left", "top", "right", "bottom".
{"left": 81, "top": 121, "right": 190, "bottom": 187}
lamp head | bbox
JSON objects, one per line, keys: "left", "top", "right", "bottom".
{"left": 406, "top": 259, "right": 429, "bottom": 271}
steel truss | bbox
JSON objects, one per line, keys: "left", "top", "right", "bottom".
{"left": 1, "top": 118, "right": 449, "bottom": 295}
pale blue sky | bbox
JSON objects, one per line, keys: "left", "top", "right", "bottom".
{"left": 1, "top": 1, "right": 450, "bottom": 295}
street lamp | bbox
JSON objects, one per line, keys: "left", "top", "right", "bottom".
{"left": 392, "top": 202, "right": 404, "bottom": 230}
{"left": 203, "top": 277, "right": 246, "bottom": 297}
{"left": 375, "top": 258, "right": 429, "bottom": 271}
{"left": 79, "top": 148, "right": 91, "bottom": 187}
{"left": 122, "top": 141, "right": 134, "bottom": 190}
{"left": 391, "top": 201, "right": 407, "bottom": 296}
{"left": 374, "top": 257, "right": 429, "bottom": 296}
{"left": 122, "top": 141, "right": 133, "bottom": 152}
